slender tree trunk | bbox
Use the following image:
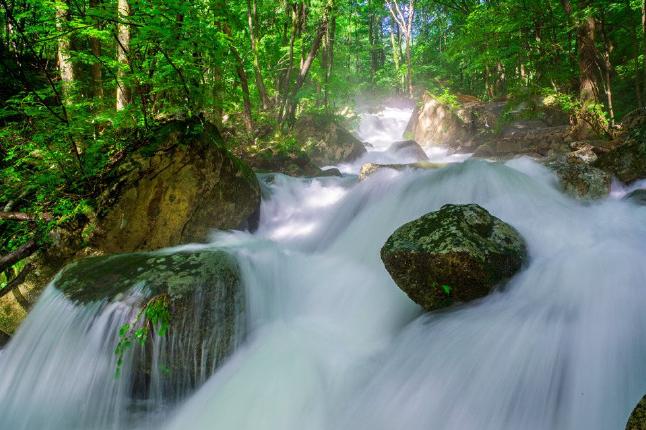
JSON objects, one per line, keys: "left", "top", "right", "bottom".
{"left": 89, "top": 0, "right": 103, "bottom": 99}
{"left": 231, "top": 47, "right": 253, "bottom": 132}
{"left": 277, "top": 2, "right": 298, "bottom": 121}
{"left": 246, "top": 0, "right": 271, "bottom": 109}
{"left": 633, "top": 26, "right": 643, "bottom": 108}
{"left": 116, "top": 0, "right": 131, "bottom": 111}
{"left": 642, "top": 0, "right": 646, "bottom": 102}
{"left": 282, "top": 0, "right": 333, "bottom": 124}
{"left": 386, "top": 0, "right": 414, "bottom": 97}
{"left": 55, "top": 1, "right": 74, "bottom": 104}
{"left": 322, "top": 15, "right": 335, "bottom": 109}
{"left": 599, "top": 13, "right": 615, "bottom": 126}
{"left": 389, "top": 21, "right": 400, "bottom": 90}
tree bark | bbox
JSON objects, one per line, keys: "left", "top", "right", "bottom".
{"left": 89, "top": 0, "right": 103, "bottom": 99}
{"left": 599, "top": 12, "right": 615, "bottom": 125}
{"left": 55, "top": 1, "right": 74, "bottom": 104}
{"left": 386, "top": 0, "right": 414, "bottom": 97}
{"left": 0, "top": 211, "right": 52, "bottom": 222}
{"left": 577, "top": 14, "right": 599, "bottom": 103}
{"left": 246, "top": 0, "right": 271, "bottom": 110}
{"left": 116, "top": 0, "right": 131, "bottom": 111}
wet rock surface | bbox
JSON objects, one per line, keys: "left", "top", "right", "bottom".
{"left": 381, "top": 204, "right": 527, "bottom": 312}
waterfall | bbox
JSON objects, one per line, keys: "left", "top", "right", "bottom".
{"left": 2, "top": 106, "right": 646, "bottom": 429}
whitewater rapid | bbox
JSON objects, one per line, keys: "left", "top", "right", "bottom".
{"left": 1, "top": 106, "right": 646, "bottom": 429}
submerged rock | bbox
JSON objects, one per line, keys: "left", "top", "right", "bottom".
{"left": 381, "top": 204, "right": 527, "bottom": 312}
{"left": 389, "top": 140, "right": 429, "bottom": 161}
{"left": 358, "top": 161, "right": 446, "bottom": 181}
{"left": 623, "top": 189, "right": 646, "bottom": 205}
{"left": 548, "top": 159, "right": 611, "bottom": 200}
{"left": 55, "top": 249, "right": 244, "bottom": 402}
{"left": 294, "top": 114, "right": 366, "bottom": 165}
{"left": 626, "top": 394, "right": 646, "bottom": 429}
{"left": 94, "top": 120, "right": 261, "bottom": 253}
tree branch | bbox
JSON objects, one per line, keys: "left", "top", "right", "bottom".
{"left": 0, "top": 264, "right": 33, "bottom": 299}
{"left": 0, "top": 211, "right": 53, "bottom": 222}
{"left": 0, "top": 241, "right": 38, "bottom": 274}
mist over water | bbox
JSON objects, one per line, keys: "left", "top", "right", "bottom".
{"left": 2, "top": 106, "right": 646, "bottom": 429}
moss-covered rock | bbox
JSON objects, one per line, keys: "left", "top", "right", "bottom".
{"left": 381, "top": 204, "right": 527, "bottom": 312}
{"left": 0, "top": 119, "right": 260, "bottom": 336}
{"left": 55, "top": 249, "right": 244, "bottom": 401}
{"left": 627, "top": 394, "right": 646, "bottom": 429}
{"left": 94, "top": 120, "right": 261, "bottom": 253}
{"left": 294, "top": 114, "right": 366, "bottom": 166}
{"left": 548, "top": 158, "right": 611, "bottom": 200}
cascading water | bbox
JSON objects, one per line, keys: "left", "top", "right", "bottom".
{"left": 2, "top": 105, "right": 646, "bottom": 429}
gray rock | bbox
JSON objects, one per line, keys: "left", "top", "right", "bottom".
{"left": 548, "top": 159, "right": 611, "bottom": 200}
{"left": 381, "top": 204, "right": 527, "bottom": 312}
{"left": 294, "top": 114, "right": 366, "bottom": 165}
{"left": 389, "top": 140, "right": 429, "bottom": 161}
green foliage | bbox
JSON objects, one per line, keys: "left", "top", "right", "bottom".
{"left": 114, "top": 294, "right": 171, "bottom": 377}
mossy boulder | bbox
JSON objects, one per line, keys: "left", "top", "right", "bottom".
{"left": 0, "top": 120, "right": 261, "bottom": 336}
{"left": 381, "top": 204, "right": 527, "bottom": 312}
{"left": 94, "top": 120, "right": 261, "bottom": 253}
{"left": 294, "top": 114, "right": 366, "bottom": 166}
{"left": 627, "top": 394, "right": 646, "bottom": 429}
{"left": 55, "top": 249, "right": 244, "bottom": 401}
{"left": 548, "top": 158, "right": 611, "bottom": 200}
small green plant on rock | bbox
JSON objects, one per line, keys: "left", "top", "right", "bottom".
{"left": 114, "top": 293, "right": 171, "bottom": 377}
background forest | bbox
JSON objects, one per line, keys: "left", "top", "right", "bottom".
{"left": 1, "top": 0, "right": 644, "bottom": 291}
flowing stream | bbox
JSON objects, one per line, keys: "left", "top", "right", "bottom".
{"left": 2, "top": 105, "right": 646, "bottom": 429}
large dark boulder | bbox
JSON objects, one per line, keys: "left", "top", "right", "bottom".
{"left": 294, "top": 114, "right": 366, "bottom": 165}
{"left": 381, "top": 204, "right": 527, "bottom": 312}
{"left": 56, "top": 249, "right": 244, "bottom": 402}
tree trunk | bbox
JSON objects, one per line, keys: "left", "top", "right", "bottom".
{"left": 578, "top": 14, "right": 599, "bottom": 103}
{"left": 386, "top": 0, "right": 414, "bottom": 97}
{"left": 55, "top": 1, "right": 74, "bottom": 104}
{"left": 282, "top": 0, "right": 332, "bottom": 124}
{"left": 599, "top": 13, "right": 615, "bottom": 126}
{"left": 246, "top": 0, "right": 271, "bottom": 110}
{"left": 116, "top": 0, "right": 131, "bottom": 111}
{"left": 89, "top": 0, "right": 103, "bottom": 99}
{"left": 643, "top": 0, "right": 646, "bottom": 102}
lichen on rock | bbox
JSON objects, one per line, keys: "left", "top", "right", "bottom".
{"left": 381, "top": 204, "right": 527, "bottom": 312}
